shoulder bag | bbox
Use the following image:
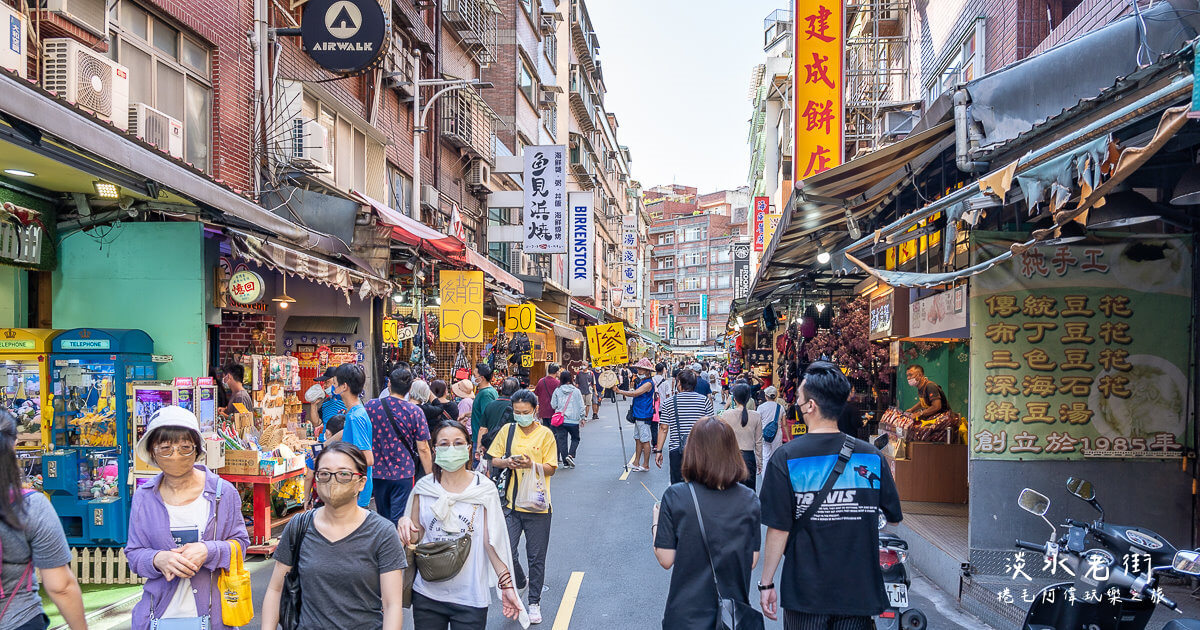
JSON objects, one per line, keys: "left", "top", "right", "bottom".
{"left": 551, "top": 389, "right": 577, "bottom": 427}
{"left": 278, "top": 510, "right": 314, "bottom": 630}
{"left": 414, "top": 504, "right": 478, "bottom": 581}
{"left": 380, "top": 398, "right": 424, "bottom": 478}
{"left": 495, "top": 422, "right": 519, "bottom": 505}
{"left": 687, "top": 483, "right": 765, "bottom": 630}
{"left": 762, "top": 404, "right": 781, "bottom": 443}
{"left": 797, "top": 434, "right": 857, "bottom": 525}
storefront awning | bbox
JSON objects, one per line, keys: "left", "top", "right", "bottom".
{"left": 463, "top": 248, "right": 525, "bottom": 294}
{"left": 352, "top": 192, "right": 464, "bottom": 257}
{"left": 552, "top": 322, "right": 584, "bottom": 342}
{"left": 570, "top": 299, "right": 602, "bottom": 323}
{"left": 282, "top": 316, "right": 360, "bottom": 334}
{"left": 751, "top": 122, "right": 954, "bottom": 298}
{"left": 229, "top": 230, "right": 393, "bottom": 301}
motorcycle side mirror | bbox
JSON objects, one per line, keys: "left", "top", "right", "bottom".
{"left": 873, "top": 434, "right": 890, "bottom": 450}
{"left": 1018, "top": 489, "right": 1050, "bottom": 516}
{"left": 1173, "top": 550, "right": 1200, "bottom": 576}
{"left": 1066, "top": 476, "right": 1104, "bottom": 519}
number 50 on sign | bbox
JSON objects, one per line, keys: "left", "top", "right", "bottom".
{"left": 440, "top": 270, "right": 484, "bottom": 342}
{"left": 505, "top": 304, "right": 536, "bottom": 334}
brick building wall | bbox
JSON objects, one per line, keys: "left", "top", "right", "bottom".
{"left": 218, "top": 312, "right": 277, "bottom": 364}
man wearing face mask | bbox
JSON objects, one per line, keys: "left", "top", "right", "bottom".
{"left": 309, "top": 367, "right": 346, "bottom": 439}
{"left": 904, "top": 364, "right": 951, "bottom": 420}
{"left": 220, "top": 363, "right": 254, "bottom": 417}
{"left": 470, "top": 363, "right": 498, "bottom": 452}
{"left": 332, "top": 363, "right": 375, "bottom": 508}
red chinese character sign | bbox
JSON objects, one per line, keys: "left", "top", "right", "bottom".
{"left": 970, "top": 235, "right": 1191, "bottom": 461}
{"left": 793, "top": 0, "right": 844, "bottom": 181}
{"left": 228, "top": 270, "right": 265, "bottom": 304}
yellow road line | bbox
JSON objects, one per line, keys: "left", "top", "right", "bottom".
{"left": 618, "top": 454, "right": 637, "bottom": 481}
{"left": 551, "top": 571, "right": 585, "bottom": 630}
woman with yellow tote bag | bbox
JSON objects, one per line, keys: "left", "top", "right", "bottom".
{"left": 218, "top": 540, "right": 254, "bottom": 626}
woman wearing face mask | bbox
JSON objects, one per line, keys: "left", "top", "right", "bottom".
{"left": 261, "top": 442, "right": 406, "bottom": 630}
{"left": 397, "top": 422, "right": 527, "bottom": 628}
{"left": 485, "top": 390, "right": 557, "bottom": 624}
{"left": 127, "top": 406, "right": 249, "bottom": 630}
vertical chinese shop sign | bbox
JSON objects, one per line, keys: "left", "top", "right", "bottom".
{"left": 970, "top": 235, "right": 1191, "bottom": 460}
{"left": 793, "top": 0, "right": 843, "bottom": 181}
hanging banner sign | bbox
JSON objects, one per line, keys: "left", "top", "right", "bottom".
{"left": 523, "top": 145, "right": 567, "bottom": 253}
{"left": 439, "top": 270, "right": 484, "bottom": 342}
{"left": 649, "top": 299, "right": 660, "bottom": 332}
{"left": 505, "top": 304, "right": 537, "bottom": 334}
{"left": 300, "top": 0, "right": 387, "bottom": 74}
{"left": 793, "top": 0, "right": 844, "bottom": 180}
{"left": 621, "top": 213, "right": 638, "bottom": 302}
{"left": 753, "top": 197, "right": 769, "bottom": 251}
{"left": 910, "top": 284, "right": 968, "bottom": 338}
{"left": 586, "top": 322, "right": 629, "bottom": 367}
{"left": 732, "top": 243, "right": 751, "bottom": 299}
{"left": 970, "top": 234, "right": 1191, "bottom": 461}
{"left": 568, "top": 191, "right": 594, "bottom": 296}
{"left": 381, "top": 318, "right": 399, "bottom": 345}
{"left": 763, "top": 213, "right": 783, "bottom": 250}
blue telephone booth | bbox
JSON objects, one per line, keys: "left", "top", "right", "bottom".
{"left": 47, "top": 329, "right": 156, "bottom": 546}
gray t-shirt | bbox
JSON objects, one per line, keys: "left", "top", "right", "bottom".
{"left": 576, "top": 370, "right": 595, "bottom": 396}
{"left": 0, "top": 492, "right": 71, "bottom": 630}
{"left": 228, "top": 389, "right": 254, "bottom": 412}
{"left": 275, "top": 510, "right": 406, "bottom": 629}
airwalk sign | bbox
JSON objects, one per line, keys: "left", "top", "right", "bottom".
{"left": 301, "top": 0, "right": 387, "bottom": 74}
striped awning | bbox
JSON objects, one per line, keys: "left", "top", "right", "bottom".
{"left": 230, "top": 231, "right": 393, "bottom": 301}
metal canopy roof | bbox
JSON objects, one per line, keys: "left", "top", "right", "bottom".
{"left": 749, "top": 121, "right": 954, "bottom": 299}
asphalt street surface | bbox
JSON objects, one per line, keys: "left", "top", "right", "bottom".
{"left": 96, "top": 398, "right": 995, "bottom": 629}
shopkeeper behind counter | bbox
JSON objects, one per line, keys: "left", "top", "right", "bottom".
{"left": 905, "top": 365, "right": 951, "bottom": 419}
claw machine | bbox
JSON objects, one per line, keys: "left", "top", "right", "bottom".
{"left": 47, "top": 329, "right": 156, "bottom": 546}
{"left": 1, "top": 329, "right": 61, "bottom": 493}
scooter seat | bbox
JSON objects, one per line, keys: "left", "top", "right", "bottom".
{"left": 1162, "top": 620, "right": 1200, "bottom": 630}
{"left": 878, "top": 533, "right": 908, "bottom": 549}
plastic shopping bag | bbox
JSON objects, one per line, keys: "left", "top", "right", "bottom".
{"left": 219, "top": 540, "right": 254, "bottom": 627}
{"left": 515, "top": 463, "right": 549, "bottom": 512}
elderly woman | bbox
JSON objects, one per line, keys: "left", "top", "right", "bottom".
{"left": 127, "top": 406, "right": 249, "bottom": 630}
{"left": 453, "top": 379, "right": 475, "bottom": 424}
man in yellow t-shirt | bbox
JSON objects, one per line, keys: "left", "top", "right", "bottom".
{"left": 487, "top": 389, "right": 557, "bottom": 623}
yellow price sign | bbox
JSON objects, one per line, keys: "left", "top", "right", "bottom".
{"left": 439, "top": 270, "right": 484, "bottom": 342}
{"left": 505, "top": 304, "right": 536, "bottom": 334}
{"left": 381, "top": 318, "right": 399, "bottom": 345}
{"left": 585, "top": 322, "right": 629, "bottom": 367}
{"left": 521, "top": 353, "right": 534, "bottom": 368}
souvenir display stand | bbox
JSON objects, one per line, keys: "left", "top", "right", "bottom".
{"left": 46, "top": 329, "right": 157, "bottom": 546}
{"left": 220, "top": 467, "right": 305, "bottom": 555}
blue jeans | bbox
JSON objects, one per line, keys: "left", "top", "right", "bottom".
{"left": 373, "top": 477, "right": 414, "bottom": 524}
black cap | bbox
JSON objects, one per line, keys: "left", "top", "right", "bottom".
{"left": 314, "top": 366, "right": 337, "bottom": 382}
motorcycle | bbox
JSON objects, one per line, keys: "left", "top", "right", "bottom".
{"left": 1015, "top": 485, "right": 1200, "bottom": 629}
{"left": 872, "top": 434, "right": 927, "bottom": 630}
{"left": 1061, "top": 477, "right": 1179, "bottom": 571}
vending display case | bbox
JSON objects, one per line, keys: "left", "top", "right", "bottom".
{"left": 47, "top": 328, "right": 156, "bottom": 546}
{"left": 0, "top": 329, "right": 61, "bottom": 449}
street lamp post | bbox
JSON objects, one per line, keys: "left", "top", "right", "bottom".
{"left": 407, "top": 50, "right": 492, "bottom": 220}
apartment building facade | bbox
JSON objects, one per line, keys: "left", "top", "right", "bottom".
{"left": 646, "top": 186, "right": 747, "bottom": 353}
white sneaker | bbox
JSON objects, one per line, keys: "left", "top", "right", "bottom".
{"left": 528, "top": 603, "right": 543, "bottom": 624}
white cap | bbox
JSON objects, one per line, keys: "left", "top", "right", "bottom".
{"left": 135, "top": 405, "right": 201, "bottom": 464}
{"left": 690, "top": 363, "right": 702, "bottom": 372}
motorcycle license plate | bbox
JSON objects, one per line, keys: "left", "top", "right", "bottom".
{"left": 885, "top": 583, "right": 909, "bottom": 608}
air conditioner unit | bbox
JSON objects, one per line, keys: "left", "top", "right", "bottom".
{"left": 421, "top": 184, "right": 440, "bottom": 210}
{"left": 882, "top": 110, "right": 919, "bottom": 137}
{"left": 287, "top": 117, "right": 333, "bottom": 174}
{"left": 0, "top": 3, "right": 28, "bottom": 78}
{"left": 43, "top": 38, "right": 130, "bottom": 130}
{"left": 466, "top": 159, "right": 492, "bottom": 192}
{"left": 45, "top": 0, "right": 107, "bottom": 37}
{"left": 128, "top": 103, "right": 184, "bottom": 159}
{"left": 384, "top": 47, "right": 416, "bottom": 99}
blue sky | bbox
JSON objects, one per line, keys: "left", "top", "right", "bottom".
{"left": 586, "top": 0, "right": 788, "bottom": 193}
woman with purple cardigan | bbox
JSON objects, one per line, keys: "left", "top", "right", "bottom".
{"left": 126, "top": 406, "right": 249, "bottom": 630}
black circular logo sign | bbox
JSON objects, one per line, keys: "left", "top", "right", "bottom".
{"left": 301, "top": 0, "right": 387, "bottom": 74}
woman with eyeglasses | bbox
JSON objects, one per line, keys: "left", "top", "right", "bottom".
{"left": 261, "top": 441, "right": 406, "bottom": 630}
{"left": 397, "top": 421, "right": 526, "bottom": 628}
{"left": 126, "top": 406, "right": 249, "bottom": 630}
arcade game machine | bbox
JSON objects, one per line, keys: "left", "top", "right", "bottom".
{"left": 47, "top": 329, "right": 156, "bottom": 546}
{"left": 0, "top": 329, "right": 61, "bottom": 492}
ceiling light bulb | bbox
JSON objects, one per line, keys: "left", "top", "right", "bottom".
{"left": 736, "top": 316, "right": 745, "bottom": 328}
{"left": 278, "top": 301, "right": 289, "bottom": 309}
{"left": 817, "top": 251, "right": 831, "bottom": 264}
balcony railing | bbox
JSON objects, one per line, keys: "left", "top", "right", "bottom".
{"left": 443, "top": 0, "right": 501, "bottom": 65}
{"left": 568, "top": 66, "right": 596, "bottom": 132}
{"left": 569, "top": 132, "right": 595, "bottom": 190}
{"left": 440, "top": 87, "right": 500, "bottom": 163}
{"left": 569, "top": 0, "right": 599, "bottom": 72}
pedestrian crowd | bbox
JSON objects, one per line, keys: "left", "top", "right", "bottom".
{"left": 0, "top": 352, "right": 899, "bottom": 630}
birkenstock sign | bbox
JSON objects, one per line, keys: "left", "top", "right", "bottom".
{"left": 301, "top": 0, "right": 387, "bottom": 74}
